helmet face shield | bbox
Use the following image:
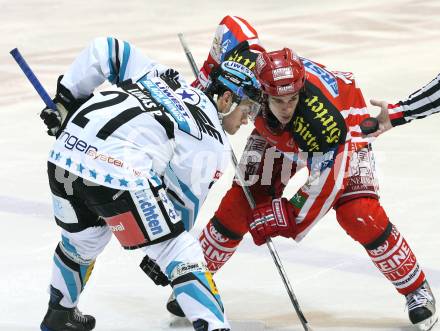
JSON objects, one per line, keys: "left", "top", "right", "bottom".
{"left": 242, "top": 98, "right": 261, "bottom": 122}
{"left": 243, "top": 84, "right": 262, "bottom": 103}
{"left": 230, "top": 84, "right": 262, "bottom": 121}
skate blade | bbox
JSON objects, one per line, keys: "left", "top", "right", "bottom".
{"left": 416, "top": 313, "right": 439, "bottom": 331}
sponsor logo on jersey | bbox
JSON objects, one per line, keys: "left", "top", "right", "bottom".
{"left": 238, "top": 136, "right": 266, "bottom": 178}
{"left": 306, "top": 95, "right": 343, "bottom": 144}
{"left": 140, "top": 78, "right": 190, "bottom": 131}
{"left": 290, "top": 191, "right": 308, "bottom": 210}
{"left": 249, "top": 136, "right": 268, "bottom": 152}
{"left": 209, "top": 170, "right": 224, "bottom": 190}
{"left": 293, "top": 92, "right": 346, "bottom": 152}
{"left": 213, "top": 170, "right": 223, "bottom": 181}
{"left": 302, "top": 58, "right": 339, "bottom": 97}
{"left": 109, "top": 222, "right": 125, "bottom": 232}
{"left": 58, "top": 136, "right": 149, "bottom": 180}
{"left": 140, "top": 77, "right": 205, "bottom": 140}
{"left": 134, "top": 190, "right": 164, "bottom": 237}
{"left": 293, "top": 116, "right": 320, "bottom": 152}
{"left": 86, "top": 149, "right": 124, "bottom": 168}
{"left": 104, "top": 212, "right": 148, "bottom": 248}
{"left": 58, "top": 131, "right": 98, "bottom": 154}
{"left": 272, "top": 67, "right": 294, "bottom": 81}
{"left": 155, "top": 80, "right": 189, "bottom": 115}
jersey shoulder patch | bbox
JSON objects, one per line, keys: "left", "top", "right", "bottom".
{"left": 302, "top": 57, "right": 339, "bottom": 98}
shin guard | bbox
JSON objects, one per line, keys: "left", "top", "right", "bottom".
{"left": 50, "top": 241, "right": 95, "bottom": 307}
{"left": 336, "top": 198, "right": 426, "bottom": 295}
{"left": 199, "top": 217, "right": 243, "bottom": 273}
{"left": 168, "top": 261, "right": 230, "bottom": 330}
{"left": 365, "top": 223, "right": 425, "bottom": 295}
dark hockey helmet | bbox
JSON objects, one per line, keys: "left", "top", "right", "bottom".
{"left": 206, "top": 60, "right": 262, "bottom": 120}
{"left": 255, "top": 48, "right": 305, "bottom": 96}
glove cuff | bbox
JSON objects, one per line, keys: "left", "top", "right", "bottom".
{"left": 55, "top": 75, "right": 92, "bottom": 113}
{"left": 274, "top": 198, "right": 298, "bottom": 238}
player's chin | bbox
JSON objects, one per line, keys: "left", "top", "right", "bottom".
{"left": 224, "top": 125, "right": 239, "bottom": 135}
{"left": 228, "top": 127, "right": 238, "bottom": 135}
{"left": 277, "top": 115, "right": 293, "bottom": 124}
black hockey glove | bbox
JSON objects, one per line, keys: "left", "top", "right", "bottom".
{"left": 40, "top": 106, "right": 64, "bottom": 136}
{"left": 139, "top": 255, "right": 170, "bottom": 286}
{"left": 160, "top": 68, "right": 181, "bottom": 91}
{"left": 40, "top": 75, "right": 91, "bottom": 137}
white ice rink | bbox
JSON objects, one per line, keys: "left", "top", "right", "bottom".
{"left": 1, "top": 0, "right": 440, "bottom": 330}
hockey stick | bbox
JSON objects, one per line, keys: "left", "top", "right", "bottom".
{"left": 10, "top": 48, "right": 57, "bottom": 111}
{"left": 177, "top": 33, "right": 312, "bottom": 331}
{"left": 177, "top": 33, "right": 199, "bottom": 79}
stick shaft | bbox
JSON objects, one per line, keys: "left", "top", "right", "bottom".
{"left": 177, "top": 33, "right": 200, "bottom": 79}
{"left": 10, "top": 48, "right": 56, "bottom": 110}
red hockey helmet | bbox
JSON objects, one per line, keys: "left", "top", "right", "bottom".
{"left": 255, "top": 48, "right": 305, "bottom": 96}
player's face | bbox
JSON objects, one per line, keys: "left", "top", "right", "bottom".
{"left": 222, "top": 99, "right": 252, "bottom": 134}
{"left": 267, "top": 93, "right": 300, "bottom": 125}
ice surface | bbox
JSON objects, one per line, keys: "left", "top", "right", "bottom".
{"left": 1, "top": 0, "right": 439, "bottom": 330}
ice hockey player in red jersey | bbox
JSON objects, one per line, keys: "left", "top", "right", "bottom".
{"left": 168, "top": 15, "right": 438, "bottom": 331}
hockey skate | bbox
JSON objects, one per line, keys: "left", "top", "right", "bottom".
{"left": 166, "top": 292, "right": 185, "bottom": 317}
{"left": 406, "top": 281, "right": 438, "bottom": 331}
{"left": 193, "top": 319, "right": 230, "bottom": 331}
{"left": 40, "top": 305, "right": 96, "bottom": 331}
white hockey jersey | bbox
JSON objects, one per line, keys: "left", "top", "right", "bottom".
{"left": 49, "top": 37, "right": 231, "bottom": 230}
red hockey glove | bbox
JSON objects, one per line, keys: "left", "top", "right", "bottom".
{"left": 248, "top": 198, "right": 298, "bottom": 246}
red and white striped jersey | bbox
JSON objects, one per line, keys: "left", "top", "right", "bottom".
{"left": 388, "top": 73, "right": 440, "bottom": 126}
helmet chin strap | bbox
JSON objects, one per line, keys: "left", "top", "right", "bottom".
{"left": 215, "top": 93, "right": 238, "bottom": 123}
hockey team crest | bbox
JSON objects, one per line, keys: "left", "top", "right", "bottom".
{"left": 176, "top": 88, "right": 201, "bottom": 106}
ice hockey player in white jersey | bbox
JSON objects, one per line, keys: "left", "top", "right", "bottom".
{"left": 39, "top": 37, "right": 262, "bottom": 331}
